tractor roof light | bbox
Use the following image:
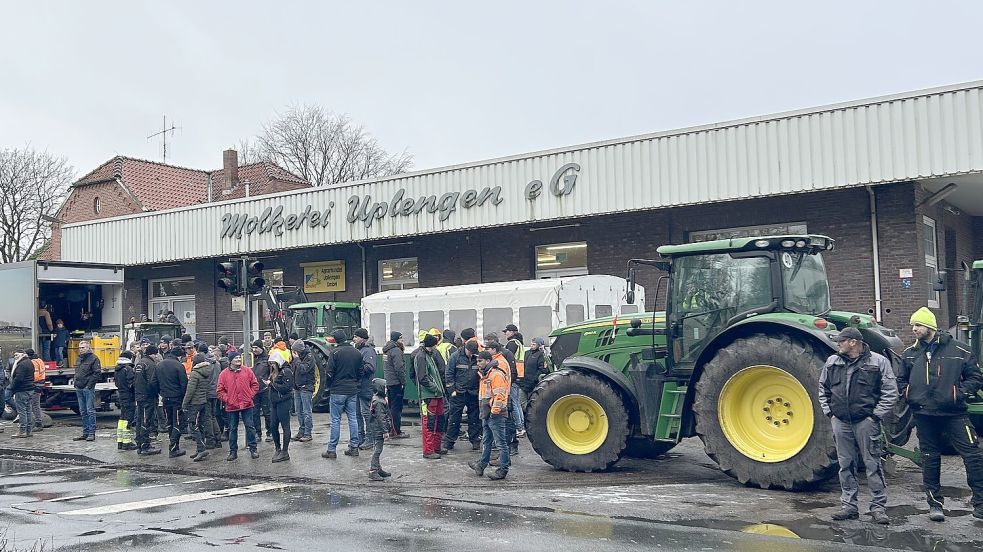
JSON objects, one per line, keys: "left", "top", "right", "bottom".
{"left": 754, "top": 239, "right": 771, "bottom": 248}
{"left": 781, "top": 240, "right": 796, "bottom": 248}
{"left": 795, "top": 240, "right": 807, "bottom": 248}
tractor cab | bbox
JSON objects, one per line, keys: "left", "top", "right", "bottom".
{"left": 288, "top": 302, "right": 361, "bottom": 340}
{"left": 960, "top": 260, "right": 983, "bottom": 358}
{"left": 132, "top": 322, "right": 184, "bottom": 347}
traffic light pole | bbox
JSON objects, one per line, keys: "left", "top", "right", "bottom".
{"left": 241, "top": 256, "right": 252, "bottom": 366}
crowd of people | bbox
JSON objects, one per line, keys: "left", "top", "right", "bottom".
{"left": 1, "top": 323, "right": 548, "bottom": 483}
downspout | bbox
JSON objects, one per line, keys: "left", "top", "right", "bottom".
{"left": 866, "top": 185, "right": 883, "bottom": 322}
{"left": 357, "top": 243, "right": 367, "bottom": 298}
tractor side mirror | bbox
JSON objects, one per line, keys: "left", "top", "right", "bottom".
{"left": 630, "top": 318, "right": 642, "bottom": 329}
{"left": 933, "top": 270, "right": 947, "bottom": 292}
{"left": 962, "top": 261, "right": 972, "bottom": 281}
{"left": 626, "top": 289, "right": 635, "bottom": 304}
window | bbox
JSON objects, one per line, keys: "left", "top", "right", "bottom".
{"left": 151, "top": 278, "right": 196, "bottom": 299}
{"left": 93, "top": 197, "right": 101, "bottom": 214}
{"left": 595, "top": 304, "right": 613, "bottom": 318}
{"left": 782, "top": 252, "right": 831, "bottom": 315}
{"left": 380, "top": 258, "right": 419, "bottom": 291}
{"left": 256, "top": 269, "right": 285, "bottom": 336}
{"left": 369, "top": 313, "right": 387, "bottom": 342}
{"left": 449, "top": 309, "right": 477, "bottom": 333}
{"left": 519, "top": 306, "right": 553, "bottom": 346}
{"left": 565, "top": 304, "right": 585, "bottom": 324}
{"left": 621, "top": 304, "right": 639, "bottom": 314}
{"left": 418, "top": 310, "right": 444, "bottom": 332}
{"left": 689, "top": 222, "right": 808, "bottom": 243}
{"left": 390, "top": 312, "right": 415, "bottom": 345}
{"left": 149, "top": 277, "right": 196, "bottom": 338}
{"left": 536, "top": 242, "right": 588, "bottom": 279}
{"left": 482, "top": 308, "right": 513, "bottom": 338}
{"left": 923, "top": 216, "right": 940, "bottom": 308}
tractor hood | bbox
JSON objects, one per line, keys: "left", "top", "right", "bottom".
{"left": 550, "top": 312, "right": 666, "bottom": 337}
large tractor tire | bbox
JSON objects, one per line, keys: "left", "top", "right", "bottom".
{"left": 526, "top": 370, "right": 631, "bottom": 472}
{"left": 693, "top": 333, "right": 837, "bottom": 490}
{"left": 310, "top": 345, "right": 332, "bottom": 413}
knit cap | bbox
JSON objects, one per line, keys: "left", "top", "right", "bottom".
{"left": 909, "top": 307, "right": 938, "bottom": 330}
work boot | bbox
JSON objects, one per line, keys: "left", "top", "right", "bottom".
{"left": 220, "top": 430, "right": 229, "bottom": 442}
{"left": 292, "top": 432, "right": 303, "bottom": 441}
{"left": 487, "top": 468, "right": 508, "bottom": 481}
{"left": 471, "top": 441, "right": 481, "bottom": 451}
{"left": 139, "top": 446, "right": 162, "bottom": 456}
{"left": 121, "top": 443, "right": 138, "bottom": 451}
{"left": 299, "top": 435, "right": 312, "bottom": 442}
{"left": 11, "top": 431, "right": 29, "bottom": 439}
{"left": 509, "top": 444, "right": 518, "bottom": 456}
{"left": 377, "top": 468, "right": 391, "bottom": 478}
{"left": 392, "top": 432, "right": 410, "bottom": 439}
{"left": 72, "top": 433, "right": 88, "bottom": 441}
{"left": 249, "top": 448, "right": 260, "bottom": 459}
{"left": 468, "top": 461, "right": 486, "bottom": 477}
{"left": 226, "top": 451, "right": 238, "bottom": 461}
{"left": 489, "top": 457, "right": 500, "bottom": 467}
{"left": 358, "top": 441, "right": 374, "bottom": 451}
{"left": 368, "top": 471, "right": 385, "bottom": 482}
{"left": 117, "top": 442, "right": 123, "bottom": 450}
{"left": 85, "top": 434, "right": 95, "bottom": 442}
{"left": 271, "top": 451, "right": 284, "bottom": 463}
{"left": 870, "top": 510, "right": 890, "bottom": 525}
{"left": 193, "top": 450, "right": 209, "bottom": 462}
{"left": 205, "top": 440, "right": 218, "bottom": 450}
{"left": 830, "top": 508, "right": 859, "bottom": 521}
{"left": 973, "top": 506, "right": 983, "bottom": 520}
{"left": 423, "top": 453, "right": 442, "bottom": 460}
{"left": 322, "top": 451, "right": 337, "bottom": 459}
{"left": 169, "top": 448, "right": 186, "bottom": 458}
{"left": 344, "top": 447, "right": 359, "bottom": 457}
{"left": 928, "top": 505, "right": 945, "bottom": 522}
{"left": 438, "top": 448, "right": 449, "bottom": 455}
{"left": 34, "top": 424, "right": 43, "bottom": 432}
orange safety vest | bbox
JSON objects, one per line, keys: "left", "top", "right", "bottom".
{"left": 508, "top": 338, "right": 525, "bottom": 378}
{"left": 184, "top": 358, "right": 193, "bottom": 374}
{"left": 32, "top": 358, "right": 46, "bottom": 383}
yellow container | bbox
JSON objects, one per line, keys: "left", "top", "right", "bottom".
{"left": 66, "top": 336, "right": 120, "bottom": 370}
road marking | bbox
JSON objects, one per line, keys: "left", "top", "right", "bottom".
{"left": 6, "top": 466, "right": 84, "bottom": 477}
{"left": 47, "top": 478, "right": 216, "bottom": 502}
{"left": 61, "top": 482, "right": 290, "bottom": 515}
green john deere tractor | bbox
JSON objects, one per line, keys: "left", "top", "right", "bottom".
{"left": 286, "top": 301, "right": 361, "bottom": 410}
{"left": 526, "top": 234, "right": 912, "bottom": 490}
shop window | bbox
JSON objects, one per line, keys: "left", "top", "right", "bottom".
{"left": 418, "top": 310, "right": 444, "bottom": 332}
{"left": 595, "top": 304, "right": 613, "bottom": 318}
{"left": 449, "top": 309, "right": 477, "bottom": 333}
{"left": 689, "top": 222, "right": 808, "bottom": 243}
{"left": 566, "top": 304, "right": 585, "bottom": 324}
{"left": 369, "top": 313, "right": 387, "bottom": 342}
{"left": 149, "top": 277, "right": 196, "bottom": 338}
{"left": 379, "top": 257, "right": 418, "bottom": 291}
{"left": 390, "top": 312, "right": 414, "bottom": 345}
{"left": 482, "top": 307, "right": 513, "bottom": 338}
{"left": 519, "top": 306, "right": 552, "bottom": 346}
{"left": 621, "top": 304, "right": 639, "bottom": 314}
{"left": 923, "top": 216, "right": 940, "bottom": 308}
{"left": 536, "top": 242, "right": 588, "bottom": 279}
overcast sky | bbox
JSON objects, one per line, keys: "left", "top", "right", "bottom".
{"left": 2, "top": 1, "right": 981, "bottom": 180}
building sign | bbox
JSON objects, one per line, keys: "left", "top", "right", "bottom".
{"left": 302, "top": 260, "right": 346, "bottom": 292}
{"left": 218, "top": 163, "right": 581, "bottom": 238}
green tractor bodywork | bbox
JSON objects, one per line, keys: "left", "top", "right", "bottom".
{"left": 526, "top": 234, "right": 911, "bottom": 490}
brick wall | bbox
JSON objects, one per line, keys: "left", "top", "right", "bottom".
{"left": 41, "top": 181, "right": 143, "bottom": 260}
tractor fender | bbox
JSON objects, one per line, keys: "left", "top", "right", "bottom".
{"left": 557, "top": 355, "right": 641, "bottom": 427}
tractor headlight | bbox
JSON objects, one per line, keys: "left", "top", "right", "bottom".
{"left": 781, "top": 239, "right": 796, "bottom": 248}
{"left": 754, "top": 239, "right": 770, "bottom": 248}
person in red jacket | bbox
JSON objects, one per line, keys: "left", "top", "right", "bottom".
{"left": 217, "top": 352, "right": 259, "bottom": 461}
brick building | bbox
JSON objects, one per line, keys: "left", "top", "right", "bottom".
{"left": 56, "top": 81, "right": 983, "bottom": 344}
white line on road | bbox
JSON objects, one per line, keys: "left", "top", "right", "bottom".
{"left": 61, "top": 482, "right": 290, "bottom": 515}
{"left": 46, "top": 478, "right": 216, "bottom": 502}
{"left": 6, "top": 466, "right": 87, "bottom": 477}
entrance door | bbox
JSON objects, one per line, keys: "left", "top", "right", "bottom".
{"left": 173, "top": 299, "right": 196, "bottom": 338}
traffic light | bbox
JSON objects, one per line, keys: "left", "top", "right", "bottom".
{"left": 245, "top": 260, "right": 266, "bottom": 294}
{"left": 217, "top": 261, "right": 241, "bottom": 295}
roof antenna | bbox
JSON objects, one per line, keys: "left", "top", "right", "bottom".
{"left": 147, "top": 115, "right": 179, "bottom": 163}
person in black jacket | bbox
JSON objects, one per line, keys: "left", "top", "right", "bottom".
{"left": 115, "top": 351, "right": 138, "bottom": 451}
{"left": 9, "top": 349, "right": 35, "bottom": 438}
{"left": 899, "top": 307, "right": 983, "bottom": 522}
{"left": 354, "top": 328, "right": 377, "bottom": 451}
{"left": 204, "top": 344, "right": 223, "bottom": 449}
{"left": 518, "top": 337, "right": 548, "bottom": 404}
{"left": 443, "top": 340, "right": 481, "bottom": 451}
{"left": 322, "top": 330, "right": 363, "bottom": 458}
{"left": 133, "top": 346, "right": 161, "bottom": 455}
{"left": 250, "top": 340, "right": 272, "bottom": 443}
{"left": 382, "top": 332, "right": 408, "bottom": 439}
{"left": 267, "top": 356, "right": 294, "bottom": 463}
{"left": 73, "top": 341, "right": 102, "bottom": 441}
{"left": 291, "top": 339, "right": 315, "bottom": 442}
{"left": 367, "top": 378, "right": 393, "bottom": 481}
{"left": 157, "top": 348, "right": 189, "bottom": 457}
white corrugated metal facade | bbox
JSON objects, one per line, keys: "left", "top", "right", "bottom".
{"left": 62, "top": 81, "right": 983, "bottom": 265}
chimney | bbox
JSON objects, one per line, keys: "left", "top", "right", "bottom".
{"left": 222, "top": 149, "right": 239, "bottom": 191}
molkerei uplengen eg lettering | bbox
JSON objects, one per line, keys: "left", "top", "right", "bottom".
{"left": 218, "top": 163, "right": 581, "bottom": 239}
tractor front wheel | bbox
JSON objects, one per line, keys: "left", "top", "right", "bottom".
{"left": 694, "top": 333, "right": 837, "bottom": 490}
{"left": 526, "top": 370, "right": 630, "bottom": 472}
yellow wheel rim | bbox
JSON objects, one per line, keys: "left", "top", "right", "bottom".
{"left": 717, "top": 365, "right": 814, "bottom": 463}
{"left": 547, "top": 394, "right": 609, "bottom": 455}
{"left": 313, "top": 358, "right": 321, "bottom": 397}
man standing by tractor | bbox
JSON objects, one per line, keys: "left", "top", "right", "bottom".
{"left": 321, "top": 330, "right": 363, "bottom": 458}
{"left": 818, "top": 326, "right": 898, "bottom": 525}
{"left": 414, "top": 333, "right": 446, "bottom": 459}
{"left": 899, "top": 307, "right": 983, "bottom": 522}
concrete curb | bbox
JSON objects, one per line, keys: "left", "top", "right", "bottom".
{"left": 0, "top": 446, "right": 104, "bottom": 465}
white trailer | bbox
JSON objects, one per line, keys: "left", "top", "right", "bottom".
{"left": 361, "top": 275, "right": 644, "bottom": 348}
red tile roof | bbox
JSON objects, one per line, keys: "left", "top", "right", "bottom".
{"left": 73, "top": 156, "right": 309, "bottom": 211}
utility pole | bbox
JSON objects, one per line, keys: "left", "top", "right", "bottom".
{"left": 147, "top": 115, "right": 178, "bottom": 163}
{"left": 241, "top": 255, "right": 252, "bottom": 366}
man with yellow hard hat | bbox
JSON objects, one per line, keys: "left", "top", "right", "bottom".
{"left": 898, "top": 307, "right": 983, "bottom": 522}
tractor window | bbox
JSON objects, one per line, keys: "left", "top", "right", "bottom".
{"left": 782, "top": 253, "right": 831, "bottom": 315}
{"left": 519, "top": 306, "right": 552, "bottom": 346}
{"left": 291, "top": 309, "right": 317, "bottom": 339}
{"left": 390, "top": 312, "right": 414, "bottom": 345}
{"left": 566, "top": 304, "right": 585, "bottom": 324}
{"left": 333, "top": 309, "right": 360, "bottom": 340}
{"left": 369, "top": 313, "right": 386, "bottom": 342}
{"left": 621, "top": 304, "right": 639, "bottom": 314}
{"left": 595, "top": 305, "right": 613, "bottom": 318}
{"left": 418, "top": 310, "right": 445, "bottom": 333}
{"left": 449, "top": 309, "right": 477, "bottom": 333}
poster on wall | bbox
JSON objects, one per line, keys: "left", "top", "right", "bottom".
{"left": 302, "top": 260, "right": 346, "bottom": 293}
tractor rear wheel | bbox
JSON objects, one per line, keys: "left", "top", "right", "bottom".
{"left": 694, "top": 333, "right": 837, "bottom": 490}
{"left": 310, "top": 345, "right": 332, "bottom": 413}
{"left": 526, "top": 370, "right": 630, "bottom": 472}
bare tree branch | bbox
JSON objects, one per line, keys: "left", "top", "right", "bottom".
{"left": 245, "top": 104, "right": 412, "bottom": 187}
{"left": 0, "top": 147, "right": 74, "bottom": 262}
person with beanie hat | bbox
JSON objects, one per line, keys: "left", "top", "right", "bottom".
{"left": 183, "top": 353, "right": 214, "bottom": 461}
{"left": 443, "top": 339, "right": 482, "bottom": 451}
{"left": 322, "top": 329, "right": 364, "bottom": 459}
{"left": 25, "top": 349, "right": 44, "bottom": 433}
{"left": 249, "top": 339, "right": 273, "bottom": 444}
{"left": 290, "top": 338, "right": 315, "bottom": 441}
{"left": 414, "top": 332, "right": 446, "bottom": 458}
{"left": 133, "top": 345, "right": 161, "bottom": 455}
{"left": 900, "top": 306, "right": 983, "bottom": 521}
{"left": 8, "top": 349, "right": 35, "bottom": 438}
{"left": 217, "top": 351, "right": 259, "bottom": 461}
{"left": 353, "top": 328, "right": 376, "bottom": 450}
{"left": 157, "top": 342, "right": 189, "bottom": 457}
{"left": 382, "top": 331, "right": 408, "bottom": 438}
{"left": 115, "top": 352, "right": 138, "bottom": 451}
{"left": 267, "top": 355, "right": 294, "bottom": 462}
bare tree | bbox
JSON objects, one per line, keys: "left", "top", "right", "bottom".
{"left": 246, "top": 104, "right": 412, "bottom": 186}
{"left": 0, "top": 147, "right": 74, "bottom": 262}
